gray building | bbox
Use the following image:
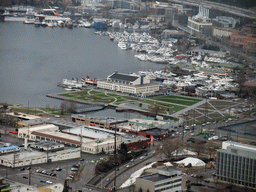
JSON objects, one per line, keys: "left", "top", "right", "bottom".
{"left": 135, "top": 168, "right": 182, "bottom": 192}
{"left": 216, "top": 141, "right": 256, "bottom": 188}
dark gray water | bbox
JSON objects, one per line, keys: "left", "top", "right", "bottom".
{"left": 0, "top": 21, "right": 164, "bottom": 111}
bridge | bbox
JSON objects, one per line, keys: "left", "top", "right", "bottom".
{"left": 168, "top": 0, "right": 256, "bottom": 20}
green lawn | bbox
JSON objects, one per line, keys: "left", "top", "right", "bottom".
{"left": 57, "top": 90, "right": 199, "bottom": 115}
{"left": 152, "top": 96, "right": 200, "bottom": 106}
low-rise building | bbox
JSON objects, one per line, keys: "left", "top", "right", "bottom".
{"left": 230, "top": 32, "right": 256, "bottom": 53}
{"left": 135, "top": 168, "right": 182, "bottom": 192}
{"left": 18, "top": 120, "right": 149, "bottom": 154}
{"left": 212, "top": 16, "right": 239, "bottom": 28}
{"left": 212, "top": 27, "right": 235, "bottom": 38}
{"left": 0, "top": 147, "right": 80, "bottom": 168}
{"left": 216, "top": 141, "right": 256, "bottom": 188}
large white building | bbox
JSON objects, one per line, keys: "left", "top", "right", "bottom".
{"left": 187, "top": 6, "right": 212, "bottom": 36}
{"left": 216, "top": 141, "right": 256, "bottom": 188}
{"left": 97, "top": 72, "right": 160, "bottom": 96}
{"left": 18, "top": 122, "right": 148, "bottom": 154}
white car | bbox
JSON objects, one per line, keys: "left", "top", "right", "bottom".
{"left": 46, "top": 180, "right": 52, "bottom": 184}
{"left": 126, "top": 164, "right": 130, "bottom": 168}
{"left": 140, "top": 156, "right": 144, "bottom": 160}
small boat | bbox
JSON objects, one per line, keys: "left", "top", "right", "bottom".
{"left": 84, "top": 21, "right": 92, "bottom": 28}
{"left": 34, "top": 21, "right": 41, "bottom": 27}
{"left": 57, "top": 20, "right": 65, "bottom": 28}
{"left": 41, "top": 20, "right": 47, "bottom": 27}
{"left": 47, "top": 21, "right": 54, "bottom": 28}
{"left": 117, "top": 42, "right": 127, "bottom": 50}
{"left": 66, "top": 22, "right": 73, "bottom": 29}
{"left": 23, "top": 18, "right": 35, "bottom": 24}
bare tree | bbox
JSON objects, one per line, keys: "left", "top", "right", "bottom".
{"left": 205, "top": 141, "right": 220, "bottom": 159}
{"left": 148, "top": 103, "right": 165, "bottom": 117}
{"left": 60, "top": 101, "right": 67, "bottom": 115}
{"left": 67, "top": 101, "right": 77, "bottom": 114}
{"left": 158, "top": 137, "right": 182, "bottom": 160}
{"left": 189, "top": 141, "right": 205, "bottom": 157}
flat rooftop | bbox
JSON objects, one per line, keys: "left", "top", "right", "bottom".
{"left": 6, "top": 112, "right": 41, "bottom": 120}
{"left": 71, "top": 114, "right": 128, "bottom": 124}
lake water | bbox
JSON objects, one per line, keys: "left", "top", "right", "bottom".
{"left": 0, "top": 21, "right": 165, "bottom": 117}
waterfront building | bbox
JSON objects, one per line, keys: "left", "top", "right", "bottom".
{"left": 135, "top": 168, "right": 182, "bottom": 192}
{"left": 97, "top": 72, "right": 160, "bottom": 97}
{"left": 216, "top": 141, "right": 256, "bottom": 188}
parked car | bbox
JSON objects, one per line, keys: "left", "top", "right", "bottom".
{"left": 56, "top": 167, "right": 62, "bottom": 171}
{"left": 20, "top": 167, "right": 25, "bottom": 171}
{"left": 71, "top": 167, "right": 78, "bottom": 171}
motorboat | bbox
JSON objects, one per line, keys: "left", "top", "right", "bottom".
{"left": 84, "top": 21, "right": 92, "bottom": 28}
{"left": 57, "top": 20, "right": 65, "bottom": 27}
{"left": 41, "top": 20, "right": 47, "bottom": 27}
{"left": 117, "top": 42, "right": 127, "bottom": 50}
{"left": 47, "top": 21, "right": 54, "bottom": 28}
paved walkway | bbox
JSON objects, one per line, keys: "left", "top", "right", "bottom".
{"left": 172, "top": 99, "right": 206, "bottom": 118}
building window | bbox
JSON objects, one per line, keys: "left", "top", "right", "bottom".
{"left": 233, "top": 37, "right": 235, "bottom": 42}
{"left": 248, "top": 42, "right": 250, "bottom": 47}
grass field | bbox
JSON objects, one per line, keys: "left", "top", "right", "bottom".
{"left": 58, "top": 90, "right": 202, "bottom": 115}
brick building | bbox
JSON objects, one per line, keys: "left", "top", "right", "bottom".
{"left": 230, "top": 24, "right": 256, "bottom": 53}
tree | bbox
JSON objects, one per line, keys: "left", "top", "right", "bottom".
{"left": 66, "top": 101, "right": 77, "bottom": 114}
{"left": 158, "top": 137, "right": 182, "bottom": 160}
{"left": 3, "top": 103, "right": 8, "bottom": 109}
{"left": 148, "top": 103, "right": 165, "bottom": 117}
{"left": 189, "top": 141, "right": 205, "bottom": 157}
{"left": 60, "top": 101, "right": 67, "bottom": 115}
{"left": 205, "top": 141, "right": 220, "bottom": 159}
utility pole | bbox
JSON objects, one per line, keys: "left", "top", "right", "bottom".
{"left": 80, "top": 126, "right": 83, "bottom": 158}
{"left": 29, "top": 168, "right": 31, "bottom": 185}
{"left": 114, "top": 123, "right": 117, "bottom": 192}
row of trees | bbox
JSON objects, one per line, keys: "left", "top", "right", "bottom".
{"left": 157, "top": 137, "right": 220, "bottom": 160}
{"left": 95, "top": 143, "right": 145, "bottom": 175}
{"left": 60, "top": 101, "right": 78, "bottom": 115}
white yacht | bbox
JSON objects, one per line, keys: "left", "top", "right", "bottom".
{"left": 117, "top": 42, "right": 127, "bottom": 50}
